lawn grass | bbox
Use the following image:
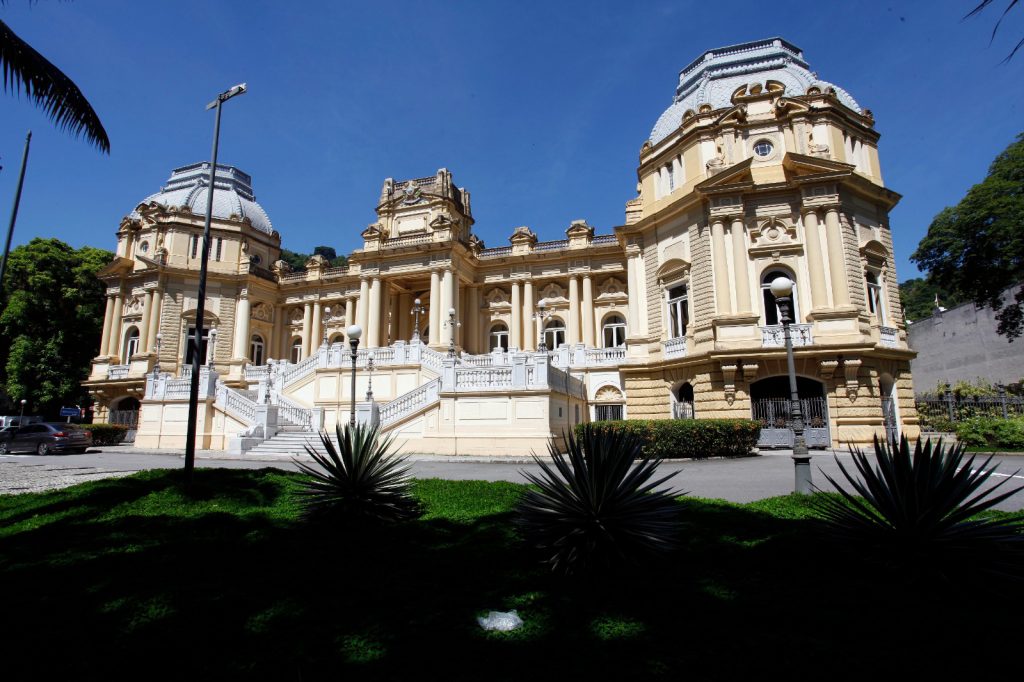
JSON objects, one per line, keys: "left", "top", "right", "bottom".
{"left": 0, "top": 468, "right": 1021, "bottom": 680}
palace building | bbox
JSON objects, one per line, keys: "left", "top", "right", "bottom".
{"left": 84, "top": 37, "right": 919, "bottom": 455}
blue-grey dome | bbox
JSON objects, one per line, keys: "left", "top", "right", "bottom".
{"left": 649, "top": 38, "right": 862, "bottom": 146}
{"left": 134, "top": 163, "right": 274, "bottom": 235}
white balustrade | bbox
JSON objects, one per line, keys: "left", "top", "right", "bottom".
{"left": 584, "top": 347, "right": 626, "bottom": 365}
{"left": 455, "top": 367, "right": 513, "bottom": 390}
{"left": 244, "top": 364, "right": 269, "bottom": 382}
{"left": 219, "top": 384, "right": 258, "bottom": 424}
{"left": 107, "top": 364, "right": 130, "bottom": 379}
{"left": 760, "top": 324, "right": 813, "bottom": 348}
{"left": 275, "top": 394, "right": 313, "bottom": 428}
{"left": 379, "top": 378, "right": 441, "bottom": 426}
{"left": 164, "top": 378, "right": 192, "bottom": 400}
{"left": 280, "top": 353, "right": 318, "bottom": 386}
{"left": 663, "top": 336, "right": 687, "bottom": 359}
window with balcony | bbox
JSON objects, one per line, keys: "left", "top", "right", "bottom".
{"left": 544, "top": 319, "right": 566, "bottom": 349}
{"left": 602, "top": 315, "right": 627, "bottom": 348}
{"left": 489, "top": 323, "right": 509, "bottom": 351}
{"left": 250, "top": 335, "right": 265, "bottom": 366}
{"left": 122, "top": 327, "right": 140, "bottom": 363}
{"left": 762, "top": 269, "right": 799, "bottom": 325}
{"left": 667, "top": 285, "right": 689, "bottom": 338}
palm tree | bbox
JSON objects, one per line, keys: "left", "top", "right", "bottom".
{"left": 1, "top": 3, "right": 110, "bottom": 153}
{"left": 967, "top": 0, "right": 1024, "bottom": 62}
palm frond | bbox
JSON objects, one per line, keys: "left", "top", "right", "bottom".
{"left": 0, "top": 18, "right": 110, "bottom": 152}
{"left": 515, "top": 425, "right": 685, "bottom": 575}
{"left": 811, "top": 436, "right": 1024, "bottom": 571}
{"left": 293, "top": 421, "right": 420, "bottom": 524}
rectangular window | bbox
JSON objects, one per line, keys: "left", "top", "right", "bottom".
{"left": 190, "top": 235, "right": 199, "bottom": 259}
{"left": 184, "top": 326, "right": 210, "bottom": 365}
{"left": 666, "top": 162, "right": 675, "bottom": 192}
{"left": 215, "top": 238, "right": 223, "bottom": 262}
{"left": 596, "top": 404, "right": 624, "bottom": 421}
{"left": 667, "top": 285, "right": 689, "bottom": 338}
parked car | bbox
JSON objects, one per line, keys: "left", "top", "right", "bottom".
{"left": 0, "top": 423, "right": 93, "bottom": 455}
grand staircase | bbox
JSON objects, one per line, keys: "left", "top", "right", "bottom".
{"left": 244, "top": 425, "right": 323, "bottom": 458}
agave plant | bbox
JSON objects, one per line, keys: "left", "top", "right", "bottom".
{"left": 294, "top": 422, "right": 420, "bottom": 524}
{"left": 515, "top": 424, "right": 684, "bottom": 575}
{"left": 812, "top": 435, "right": 1024, "bottom": 569}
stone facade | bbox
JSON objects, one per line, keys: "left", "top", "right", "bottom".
{"left": 83, "top": 37, "right": 918, "bottom": 453}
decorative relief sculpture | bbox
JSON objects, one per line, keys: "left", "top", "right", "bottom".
{"left": 486, "top": 288, "right": 509, "bottom": 306}
{"left": 540, "top": 282, "right": 566, "bottom": 302}
{"left": 252, "top": 303, "right": 274, "bottom": 322}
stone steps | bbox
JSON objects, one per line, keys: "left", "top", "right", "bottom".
{"left": 246, "top": 430, "right": 327, "bottom": 457}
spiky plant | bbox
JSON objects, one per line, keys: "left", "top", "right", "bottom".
{"left": 515, "top": 424, "right": 684, "bottom": 575}
{"left": 812, "top": 435, "right": 1024, "bottom": 571}
{"left": 294, "top": 422, "right": 420, "bottom": 524}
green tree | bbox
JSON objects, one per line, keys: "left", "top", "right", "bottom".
{"left": 898, "top": 277, "right": 961, "bottom": 322}
{"left": 0, "top": 2, "right": 110, "bottom": 151}
{"left": 0, "top": 238, "right": 112, "bottom": 415}
{"left": 911, "top": 133, "right": 1024, "bottom": 340}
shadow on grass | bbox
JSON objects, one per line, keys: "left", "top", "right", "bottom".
{"left": 0, "top": 469, "right": 1020, "bottom": 681}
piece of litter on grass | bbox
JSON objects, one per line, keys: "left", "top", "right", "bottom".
{"left": 477, "top": 610, "right": 523, "bottom": 631}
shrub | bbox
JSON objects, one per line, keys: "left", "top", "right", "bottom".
{"left": 575, "top": 418, "right": 760, "bottom": 459}
{"left": 516, "top": 424, "right": 684, "bottom": 575}
{"left": 87, "top": 423, "right": 129, "bottom": 446}
{"left": 954, "top": 416, "right": 1024, "bottom": 449}
{"left": 811, "top": 436, "right": 1024, "bottom": 573}
{"left": 294, "top": 422, "right": 420, "bottom": 524}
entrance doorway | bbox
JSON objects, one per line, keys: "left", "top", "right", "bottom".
{"left": 109, "top": 396, "right": 140, "bottom": 443}
{"left": 750, "top": 376, "right": 830, "bottom": 449}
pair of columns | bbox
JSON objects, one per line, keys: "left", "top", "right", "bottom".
{"left": 711, "top": 215, "right": 752, "bottom": 315}
{"left": 508, "top": 274, "right": 597, "bottom": 350}
{"left": 98, "top": 285, "right": 163, "bottom": 361}
{"left": 801, "top": 206, "right": 851, "bottom": 310}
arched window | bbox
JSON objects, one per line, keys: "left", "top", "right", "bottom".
{"left": 761, "top": 269, "right": 799, "bottom": 325}
{"left": 123, "top": 327, "right": 140, "bottom": 363}
{"left": 544, "top": 319, "right": 566, "bottom": 350}
{"left": 329, "top": 333, "right": 345, "bottom": 345}
{"left": 489, "top": 323, "right": 509, "bottom": 351}
{"left": 865, "top": 271, "right": 886, "bottom": 324}
{"left": 249, "top": 335, "right": 265, "bottom": 366}
{"left": 673, "top": 382, "right": 695, "bottom": 419}
{"left": 667, "top": 285, "right": 689, "bottom": 338}
{"left": 290, "top": 338, "right": 303, "bottom": 363}
{"left": 602, "top": 315, "right": 627, "bottom": 348}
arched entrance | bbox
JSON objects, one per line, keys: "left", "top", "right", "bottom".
{"left": 750, "top": 376, "right": 830, "bottom": 449}
{"left": 109, "top": 396, "right": 140, "bottom": 443}
{"left": 879, "top": 373, "right": 899, "bottom": 446}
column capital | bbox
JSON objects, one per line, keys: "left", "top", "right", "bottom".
{"left": 800, "top": 205, "right": 821, "bottom": 218}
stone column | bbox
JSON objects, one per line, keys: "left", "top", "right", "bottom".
{"left": 146, "top": 287, "right": 162, "bottom": 353}
{"left": 311, "top": 298, "right": 324, "bottom": 353}
{"left": 824, "top": 207, "right": 851, "bottom": 307}
{"left": 626, "top": 248, "right": 640, "bottom": 333}
{"left": 452, "top": 271, "right": 460, "bottom": 348}
{"left": 711, "top": 219, "right": 731, "bottom": 315}
{"left": 388, "top": 291, "right": 399, "bottom": 345}
{"left": 440, "top": 268, "right": 453, "bottom": 346}
{"left": 730, "top": 216, "right": 752, "bottom": 314}
{"left": 368, "top": 277, "right": 382, "bottom": 347}
{"left": 302, "top": 301, "right": 313, "bottom": 358}
{"left": 522, "top": 279, "right": 535, "bottom": 351}
{"left": 357, "top": 277, "right": 370, "bottom": 335}
{"left": 233, "top": 293, "right": 252, "bottom": 359}
{"left": 99, "top": 294, "right": 115, "bottom": 357}
{"left": 581, "top": 274, "right": 595, "bottom": 346}
{"left": 468, "top": 286, "right": 480, "bottom": 353}
{"left": 109, "top": 290, "right": 125, "bottom": 357}
{"left": 802, "top": 208, "right": 828, "bottom": 310}
{"left": 568, "top": 275, "right": 581, "bottom": 345}
{"left": 139, "top": 290, "right": 153, "bottom": 354}
{"left": 429, "top": 269, "right": 441, "bottom": 346}
{"left": 344, "top": 297, "right": 354, "bottom": 341}
{"left": 511, "top": 280, "right": 522, "bottom": 350}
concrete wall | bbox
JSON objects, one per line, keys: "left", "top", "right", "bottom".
{"left": 907, "top": 285, "right": 1024, "bottom": 393}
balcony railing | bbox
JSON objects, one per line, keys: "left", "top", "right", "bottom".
{"left": 107, "top": 364, "right": 130, "bottom": 379}
{"left": 760, "top": 324, "right": 812, "bottom": 348}
{"left": 663, "top": 336, "right": 687, "bottom": 359}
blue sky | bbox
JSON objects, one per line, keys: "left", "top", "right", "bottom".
{"left": 1, "top": 1, "right": 1022, "bottom": 281}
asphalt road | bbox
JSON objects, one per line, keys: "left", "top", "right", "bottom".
{"left": 3, "top": 446, "right": 1023, "bottom": 511}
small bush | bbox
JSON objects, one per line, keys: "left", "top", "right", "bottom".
{"left": 87, "top": 423, "right": 129, "bottom": 446}
{"left": 576, "top": 418, "right": 760, "bottom": 459}
{"left": 955, "top": 416, "right": 1024, "bottom": 449}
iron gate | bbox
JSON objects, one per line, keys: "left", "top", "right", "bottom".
{"left": 752, "top": 397, "right": 830, "bottom": 449}
{"left": 881, "top": 397, "right": 898, "bottom": 446}
{"left": 108, "top": 409, "right": 139, "bottom": 443}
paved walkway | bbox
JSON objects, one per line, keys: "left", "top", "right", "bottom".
{"left": 2, "top": 444, "right": 1022, "bottom": 510}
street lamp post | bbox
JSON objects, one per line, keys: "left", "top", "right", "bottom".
{"left": 769, "top": 276, "right": 812, "bottom": 494}
{"left": 366, "top": 352, "right": 375, "bottom": 402}
{"left": 151, "top": 333, "right": 163, "bottom": 380}
{"left": 184, "top": 83, "right": 247, "bottom": 483}
{"left": 19, "top": 398, "right": 26, "bottom": 424}
{"left": 347, "top": 325, "right": 362, "bottom": 428}
{"left": 410, "top": 297, "right": 425, "bottom": 343}
{"left": 322, "top": 306, "right": 331, "bottom": 347}
{"left": 534, "top": 300, "right": 553, "bottom": 352}
{"left": 444, "top": 307, "right": 461, "bottom": 358}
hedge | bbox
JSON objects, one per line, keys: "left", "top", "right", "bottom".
{"left": 575, "top": 419, "right": 761, "bottom": 459}
{"left": 954, "top": 416, "right": 1024, "bottom": 449}
{"left": 86, "top": 423, "right": 130, "bottom": 446}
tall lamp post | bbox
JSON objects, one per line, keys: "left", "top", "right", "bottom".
{"left": 365, "top": 352, "right": 375, "bottom": 402}
{"left": 184, "top": 83, "right": 247, "bottom": 483}
{"left": 769, "top": 276, "right": 812, "bottom": 494}
{"left": 347, "top": 325, "right": 362, "bottom": 428}
{"left": 410, "top": 297, "right": 425, "bottom": 343}
{"left": 19, "top": 398, "right": 26, "bottom": 424}
{"left": 322, "top": 306, "right": 331, "bottom": 347}
{"left": 443, "top": 307, "right": 461, "bottom": 358}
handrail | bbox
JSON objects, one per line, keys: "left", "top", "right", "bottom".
{"left": 379, "top": 378, "right": 440, "bottom": 426}
{"left": 276, "top": 393, "right": 313, "bottom": 428}
{"left": 281, "top": 353, "right": 318, "bottom": 386}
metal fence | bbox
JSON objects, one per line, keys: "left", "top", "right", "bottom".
{"left": 916, "top": 392, "right": 1024, "bottom": 429}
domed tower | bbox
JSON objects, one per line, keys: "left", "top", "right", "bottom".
{"left": 87, "top": 164, "right": 284, "bottom": 418}
{"left": 617, "top": 37, "right": 917, "bottom": 447}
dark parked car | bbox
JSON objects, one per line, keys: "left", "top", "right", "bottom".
{"left": 0, "top": 423, "right": 92, "bottom": 455}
